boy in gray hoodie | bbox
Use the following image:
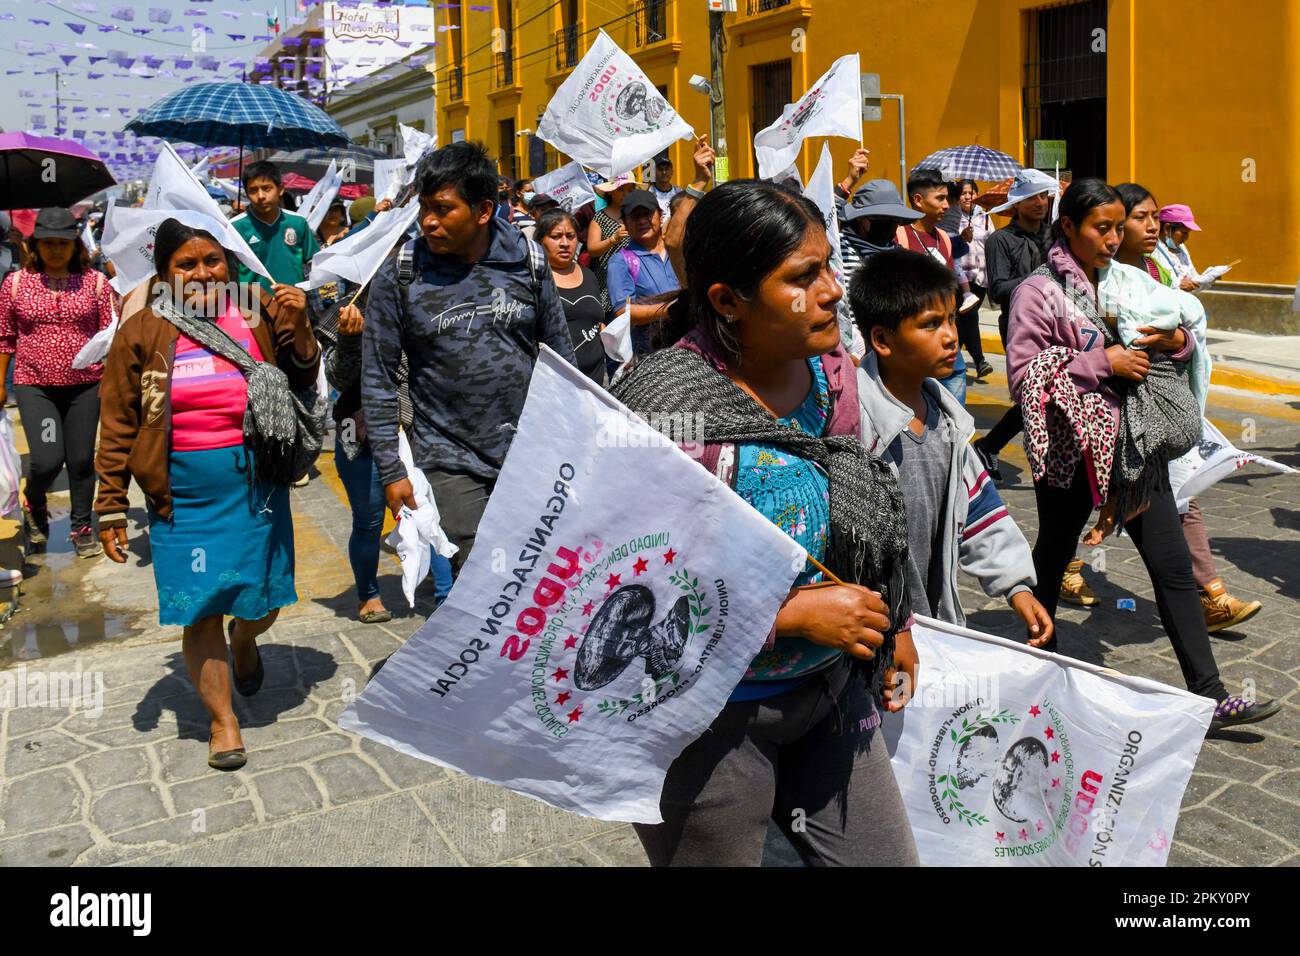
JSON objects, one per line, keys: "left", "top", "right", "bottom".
{"left": 849, "top": 248, "right": 1053, "bottom": 644}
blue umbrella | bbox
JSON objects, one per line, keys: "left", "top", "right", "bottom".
{"left": 912, "top": 145, "right": 1021, "bottom": 182}
{"left": 125, "top": 82, "right": 350, "bottom": 150}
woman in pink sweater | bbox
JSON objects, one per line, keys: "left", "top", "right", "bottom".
{"left": 1005, "top": 179, "right": 1277, "bottom": 734}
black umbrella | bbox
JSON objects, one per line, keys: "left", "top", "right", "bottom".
{"left": 0, "top": 133, "right": 116, "bottom": 209}
{"left": 267, "top": 145, "right": 391, "bottom": 186}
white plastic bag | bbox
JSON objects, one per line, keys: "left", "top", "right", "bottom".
{"left": 384, "top": 432, "right": 457, "bottom": 607}
{"left": 0, "top": 413, "right": 21, "bottom": 519}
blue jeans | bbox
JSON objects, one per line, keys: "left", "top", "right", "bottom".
{"left": 938, "top": 350, "right": 967, "bottom": 406}
{"left": 334, "top": 443, "right": 387, "bottom": 603}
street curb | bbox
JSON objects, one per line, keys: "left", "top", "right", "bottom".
{"left": 978, "top": 332, "right": 1300, "bottom": 397}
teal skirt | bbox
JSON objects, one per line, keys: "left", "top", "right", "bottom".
{"left": 148, "top": 444, "right": 297, "bottom": 627}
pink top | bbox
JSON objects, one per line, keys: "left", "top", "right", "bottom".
{"left": 0, "top": 269, "right": 118, "bottom": 386}
{"left": 169, "top": 302, "right": 263, "bottom": 452}
{"left": 1006, "top": 240, "right": 1197, "bottom": 463}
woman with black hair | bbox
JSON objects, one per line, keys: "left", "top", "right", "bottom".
{"left": 95, "top": 218, "right": 320, "bottom": 770}
{"left": 536, "top": 207, "right": 607, "bottom": 384}
{"left": 1114, "top": 182, "right": 1264, "bottom": 636}
{"left": 0, "top": 207, "right": 118, "bottom": 557}
{"left": 1006, "top": 179, "right": 1278, "bottom": 732}
{"left": 611, "top": 179, "right": 918, "bottom": 866}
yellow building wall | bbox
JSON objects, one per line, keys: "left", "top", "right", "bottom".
{"left": 437, "top": 0, "right": 1296, "bottom": 286}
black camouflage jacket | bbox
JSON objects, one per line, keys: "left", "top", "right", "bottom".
{"left": 360, "top": 217, "right": 576, "bottom": 486}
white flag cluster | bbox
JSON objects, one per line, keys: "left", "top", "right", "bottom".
{"left": 341, "top": 348, "right": 802, "bottom": 822}
{"left": 754, "top": 53, "right": 862, "bottom": 180}
{"left": 299, "top": 199, "right": 419, "bottom": 292}
{"left": 537, "top": 30, "right": 694, "bottom": 178}
{"left": 102, "top": 142, "right": 270, "bottom": 295}
{"left": 299, "top": 159, "right": 344, "bottom": 232}
{"left": 886, "top": 616, "right": 1213, "bottom": 866}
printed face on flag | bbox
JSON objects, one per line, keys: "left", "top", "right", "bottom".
{"left": 885, "top": 617, "right": 1214, "bottom": 866}
{"left": 754, "top": 53, "right": 862, "bottom": 180}
{"left": 340, "top": 349, "right": 803, "bottom": 822}
{"left": 537, "top": 30, "right": 694, "bottom": 178}
{"left": 530, "top": 161, "right": 598, "bottom": 214}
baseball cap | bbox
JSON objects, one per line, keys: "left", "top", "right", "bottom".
{"left": 1159, "top": 203, "right": 1201, "bottom": 231}
{"left": 843, "top": 180, "right": 923, "bottom": 222}
{"left": 988, "top": 169, "right": 1059, "bottom": 215}
{"left": 621, "top": 189, "right": 660, "bottom": 217}
{"left": 32, "top": 207, "right": 79, "bottom": 240}
{"left": 528, "top": 193, "right": 559, "bottom": 212}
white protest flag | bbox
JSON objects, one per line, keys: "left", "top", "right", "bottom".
{"left": 754, "top": 53, "right": 861, "bottom": 180}
{"left": 803, "top": 142, "right": 842, "bottom": 264}
{"left": 537, "top": 30, "right": 695, "bottom": 178}
{"left": 340, "top": 348, "right": 803, "bottom": 822}
{"left": 104, "top": 143, "right": 271, "bottom": 292}
{"left": 210, "top": 178, "right": 241, "bottom": 201}
{"left": 884, "top": 616, "right": 1214, "bottom": 866}
{"left": 1170, "top": 418, "right": 1296, "bottom": 508}
{"left": 300, "top": 159, "right": 344, "bottom": 232}
{"left": 103, "top": 206, "right": 270, "bottom": 296}
{"left": 600, "top": 300, "right": 634, "bottom": 370}
{"left": 400, "top": 122, "right": 436, "bottom": 169}
{"left": 531, "top": 160, "right": 598, "bottom": 213}
{"left": 769, "top": 163, "right": 803, "bottom": 189}
{"left": 300, "top": 199, "right": 419, "bottom": 291}
{"left": 79, "top": 218, "right": 99, "bottom": 257}
{"left": 189, "top": 155, "right": 210, "bottom": 180}
{"left": 372, "top": 158, "right": 408, "bottom": 205}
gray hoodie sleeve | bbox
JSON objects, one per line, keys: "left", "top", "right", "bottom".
{"left": 958, "top": 444, "right": 1036, "bottom": 600}
{"left": 360, "top": 260, "right": 407, "bottom": 487}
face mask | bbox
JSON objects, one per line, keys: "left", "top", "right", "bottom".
{"left": 523, "top": 191, "right": 537, "bottom": 204}
{"left": 1164, "top": 236, "right": 1179, "bottom": 250}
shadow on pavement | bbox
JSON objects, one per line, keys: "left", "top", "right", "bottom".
{"left": 133, "top": 644, "right": 340, "bottom": 741}
{"left": 1211, "top": 537, "right": 1300, "bottom": 600}
{"left": 310, "top": 579, "right": 440, "bottom": 624}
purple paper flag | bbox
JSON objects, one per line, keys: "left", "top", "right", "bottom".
{"left": 149, "top": 7, "right": 172, "bottom": 23}
{"left": 110, "top": 6, "right": 134, "bottom": 21}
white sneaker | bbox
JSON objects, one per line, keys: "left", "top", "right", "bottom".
{"left": 960, "top": 292, "right": 981, "bottom": 313}
{"left": 0, "top": 568, "right": 22, "bottom": 587}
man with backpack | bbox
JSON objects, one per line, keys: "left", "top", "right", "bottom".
{"left": 360, "top": 142, "right": 576, "bottom": 574}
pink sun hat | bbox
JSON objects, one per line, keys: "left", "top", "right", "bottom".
{"left": 1159, "top": 203, "right": 1201, "bottom": 231}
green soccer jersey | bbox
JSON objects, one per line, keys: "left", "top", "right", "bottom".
{"left": 230, "top": 209, "right": 320, "bottom": 292}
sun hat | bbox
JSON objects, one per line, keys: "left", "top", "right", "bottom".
{"left": 843, "top": 179, "right": 924, "bottom": 222}
{"left": 595, "top": 172, "right": 636, "bottom": 195}
{"left": 988, "top": 169, "right": 1059, "bottom": 215}
{"left": 32, "top": 207, "right": 79, "bottom": 240}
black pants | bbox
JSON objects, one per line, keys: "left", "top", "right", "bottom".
{"left": 14, "top": 381, "right": 100, "bottom": 530}
{"left": 423, "top": 469, "right": 495, "bottom": 577}
{"left": 981, "top": 309, "right": 1022, "bottom": 454}
{"left": 958, "top": 283, "right": 985, "bottom": 366}
{"left": 1030, "top": 464, "right": 1226, "bottom": 701}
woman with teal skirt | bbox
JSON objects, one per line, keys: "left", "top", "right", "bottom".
{"left": 95, "top": 218, "right": 320, "bottom": 771}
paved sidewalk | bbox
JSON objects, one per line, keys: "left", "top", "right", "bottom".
{"left": 1, "top": 353, "right": 1297, "bottom": 867}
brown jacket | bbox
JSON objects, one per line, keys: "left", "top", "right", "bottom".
{"left": 95, "top": 289, "right": 320, "bottom": 528}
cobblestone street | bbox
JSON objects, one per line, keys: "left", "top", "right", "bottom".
{"left": 1, "top": 337, "right": 1297, "bottom": 867}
